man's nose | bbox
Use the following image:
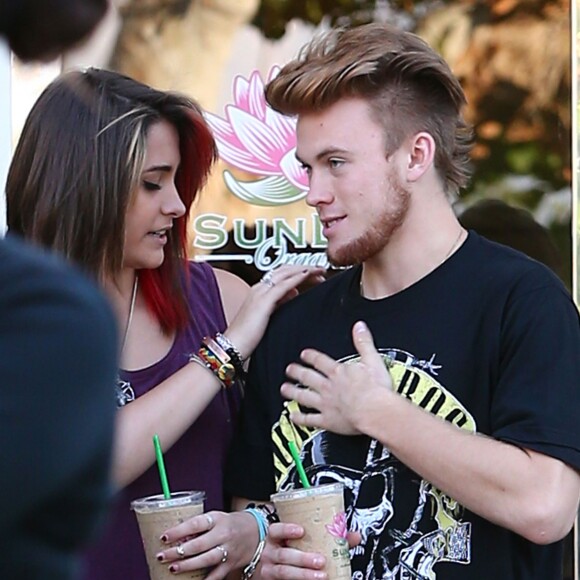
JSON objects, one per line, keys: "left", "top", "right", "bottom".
{"left": 305, "top": 174, "right": 333, "bottom": 207}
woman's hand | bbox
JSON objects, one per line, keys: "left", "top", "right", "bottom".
{"left": 259, "top": 522, "right": 327, "bottom": 580}
{"left": 224, "top": 265, "right": 326, "bottom": 360}
{"left": 155, "top": 510, "right": 260, "bottom": 579}
{"left": 258, "top": 523, "right": 360, "bottom": 580}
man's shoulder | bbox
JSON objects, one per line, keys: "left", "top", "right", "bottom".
{"left": 467, "top": 232, "right": 566, "bottom": 293}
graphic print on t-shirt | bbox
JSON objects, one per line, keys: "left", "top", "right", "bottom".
{"left": 272, "top": 349, "right": 476, "bottom": 580}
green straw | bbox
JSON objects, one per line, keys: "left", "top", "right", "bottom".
{"left": 153, "top": 434, "right": 171, "bottom": 499}
{"left": 288, "top": 440, "right": 311, "bottom": 488}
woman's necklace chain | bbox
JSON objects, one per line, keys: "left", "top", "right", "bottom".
{"left": 116, "top": 274, "right": 138, "bottom": 407}
{"left": 360, "top": 228, "right": 465, "bottom": 297}
{"left": 121, "top": 274, "right": 139, "bottom": 354}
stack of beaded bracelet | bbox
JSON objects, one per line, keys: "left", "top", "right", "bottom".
{"left": 191, "top": 334, "right": 245, "bottom": 389}
{"left": 215, "top": 332, "right": 246, "bottom": 378}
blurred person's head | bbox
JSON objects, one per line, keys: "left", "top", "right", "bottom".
{"left": 459, "top": 198, "right": 563, "bottom": 277}
{"left": 0, "top": 0, "right": 108, "bottom": 61}
{"left": 265, "top": 23, "right": 472, "bottom": 200}
{"left": 7, "top": 68, "right": 217, "bottom": 331}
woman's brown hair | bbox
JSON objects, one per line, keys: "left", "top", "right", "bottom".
{"left": 7, "top": 68, "right": 217, "bottom": 332}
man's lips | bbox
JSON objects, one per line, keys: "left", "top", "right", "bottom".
{"left": 320, "top": 216, "right": 346, "bottom": 235}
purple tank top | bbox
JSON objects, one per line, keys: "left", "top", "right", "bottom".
{"left": 82, "top": 262, "right": 241, "bottom": 580}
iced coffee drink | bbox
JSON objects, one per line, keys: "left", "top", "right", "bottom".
{"left": 271, "top": 483, "right": 351, "bottom": 579}
{"left": 131, "top": 491, "right": 205, "bottom": 580}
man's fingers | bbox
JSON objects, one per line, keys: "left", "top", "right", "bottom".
{"left": 289, "top": 409, "right": 323, "bottom": 430}
{"left": 280, "top": 382, "right": 319, "bottom": 407}
{"left": 285, "top": 363, "right": 326, "bottom": 392}
{"left": 352, "top": 321, "right": 383, "bottom": 364}
{"left": 298, "top": 349, "right": 338, "bottom": 377}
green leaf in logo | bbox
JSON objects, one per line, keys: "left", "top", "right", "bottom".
{"left": 223, "top": 171, "right": 307, "bottom": 207}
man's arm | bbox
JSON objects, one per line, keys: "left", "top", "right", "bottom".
{"left": 282, "top": 321, "right": 580, "bottom": 545}
{"left": 362, "top": 389, "right": 580, "bottom": 544}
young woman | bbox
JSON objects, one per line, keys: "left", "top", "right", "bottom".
{"left": 6, "top": 68, "right": 324, "bottom": 579}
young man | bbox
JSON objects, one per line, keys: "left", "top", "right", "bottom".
{"left": 225, "top": 23, "right": 580, "bottom": 579}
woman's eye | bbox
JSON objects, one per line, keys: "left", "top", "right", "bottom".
{"left": 143, "top": 181, "right": 161, "bottom": 191}
{"left": 329, "top": 158, "right": 343, "bottom": 169}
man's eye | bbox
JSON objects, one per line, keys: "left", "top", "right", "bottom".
{"left": 329, "top": 158, "right": 343, "bottom": 169}
{"left": 143, "top": 181, "right": 161, "bottom": 191}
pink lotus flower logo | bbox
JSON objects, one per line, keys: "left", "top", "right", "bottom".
{"left": 325, "top": 512, "right": 348, "bottom": 541}
{"left": 204, "top": 67, "right": 308, "bottom": 207}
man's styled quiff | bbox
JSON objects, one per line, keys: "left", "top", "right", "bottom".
{"left": 265, "top": 23, "right": 473, "bottom": 196}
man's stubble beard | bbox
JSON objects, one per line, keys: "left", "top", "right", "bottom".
{"left": 327, "top": 173, "right": 411, "bottom": 267}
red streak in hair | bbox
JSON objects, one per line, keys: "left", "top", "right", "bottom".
{"left": 139, "top": 111, "right": 217, "bottom": 333}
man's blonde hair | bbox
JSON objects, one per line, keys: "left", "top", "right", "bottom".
{"left": 266, "top": 23, "right": 473, "bottom": 197}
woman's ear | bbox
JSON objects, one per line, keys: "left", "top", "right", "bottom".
{"left": 406, "top": 132, "right": 436, "bottom": 182}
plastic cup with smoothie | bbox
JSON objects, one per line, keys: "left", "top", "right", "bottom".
{"left": 271, "top": 483, "right": 351, "bottom": 579}
{"left": 131, "top": 490, "right": 206, "bottom": 580}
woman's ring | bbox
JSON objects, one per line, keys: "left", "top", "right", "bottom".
{"left": 205, "top": 514, "right": 214, "bottom": 529}
{"left": 260, "top": 271, "right": 275, "bottom": 287}
{"left": 216, "top": 545, "right": 228, "bottom": 563}
{"left": 176, "top": 544, "right": 186, "bottom": 559}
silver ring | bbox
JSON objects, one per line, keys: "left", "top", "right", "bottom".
{"left": 176, "top": 544, "right": 186, "bottom": 559}
{"left": 216, "top": 545, "right": 228, "bottom": 564}
{"left": 260, "top": 271, "right": 275, "bottom": 287}
{"left": 205, "top": 514, "right": 214, "bottom": 529}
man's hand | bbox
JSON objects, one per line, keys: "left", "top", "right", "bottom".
{"left": 281, "top": 321, "right": 393, "bottom": 434}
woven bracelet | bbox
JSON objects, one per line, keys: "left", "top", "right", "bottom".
{"left": 188, "top": 353, "right": 226, "bottom": 389}
{"left": 198, "top": 339, "right": 236, "bottom": 388}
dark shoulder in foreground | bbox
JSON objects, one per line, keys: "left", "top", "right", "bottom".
{"left": 0, "top": 235, "right": 117, "bottom": 343}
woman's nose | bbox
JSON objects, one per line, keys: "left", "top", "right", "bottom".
{"left": 164, "top": 183, "right": 186, "bottom": 218}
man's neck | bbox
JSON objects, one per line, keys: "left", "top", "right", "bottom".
{"left": 360, "top": 205, "right": 464, "bottom": 300}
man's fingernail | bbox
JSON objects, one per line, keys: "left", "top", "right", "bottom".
{"left": 313, "top": 557, "right": 325, "bottom": 567}
{"left": 354, "top": 321, "right": 367, "bottom": 333}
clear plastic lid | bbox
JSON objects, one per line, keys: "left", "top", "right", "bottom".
{"left": 271, "top": 482, "right": 343, "bottom": 502}
{"left": 131, "top": 490, "right": 205, "bottom": 512}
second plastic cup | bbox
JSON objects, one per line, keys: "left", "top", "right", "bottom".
{"left": 271, "top": 483, "right": 351, "bottom": 579}
{"left": 131, "top": 490, "right": 206, "bottom": 580}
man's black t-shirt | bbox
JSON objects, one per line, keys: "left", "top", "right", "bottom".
{"left": 226, "top": 232, "right": 580, "bottom": 579}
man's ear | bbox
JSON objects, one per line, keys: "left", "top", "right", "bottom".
{"left": 405, "top": 132, "right": 436, "bottom": 183}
